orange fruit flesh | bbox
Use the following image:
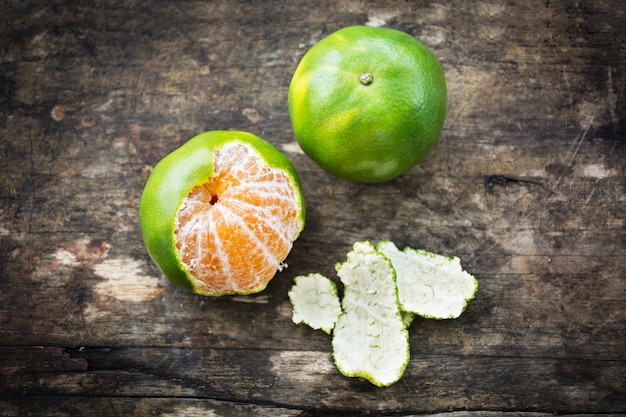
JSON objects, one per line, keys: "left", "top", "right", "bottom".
{"left": 174, "top": 143, "right": 301, "bottom": 294}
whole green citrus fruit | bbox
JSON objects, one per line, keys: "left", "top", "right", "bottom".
{"left": 288, "top": 25, "right": 447, "bottom": 183}
{"left": 139, "top": 131, "right": 305, "bottom": 296}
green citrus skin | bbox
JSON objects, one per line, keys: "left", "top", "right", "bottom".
{"left": 138, "top": 131, "right": 305, "bottom": 295}
{"left": 288, "top": 25, "right": 447, "bottom": 183}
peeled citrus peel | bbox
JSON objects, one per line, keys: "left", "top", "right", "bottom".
{"left": 332, "top": 242, "right": 409, "bottom": 387}
{"left": 288, "top": 273, "right": 341, "bottom": 334}
{"left": 289, "top": 240, "right": 477, "bottom": 386}
{"left": 401, "top": 311, "right": 416, "bottom": 328}
{"left": 377, "top": 241, "right": 478, "bottom": 319}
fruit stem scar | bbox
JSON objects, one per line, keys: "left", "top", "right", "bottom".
{"left": 359, "top": 72, "right": 373, "bottom": 85}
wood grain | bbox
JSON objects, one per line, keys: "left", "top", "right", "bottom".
{"left": 1, "top": 0, "right": 624, "bottom": 415}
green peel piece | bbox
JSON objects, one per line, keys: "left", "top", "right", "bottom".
{"left": 288, "top": 273, "right": 341, "bottom": 334}
{"left": 401, "top": 311, "right": 415, "bottom": 328}
{"left": 377, "top": 241, "right": 478, "bottom": 320}
{"left": 332, "top": 241, "right": 409, "bottom": 387}
{"left": 288, "top": 240, "right": 478, "bottom": 387}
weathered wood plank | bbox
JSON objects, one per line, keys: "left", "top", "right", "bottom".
{"left": 0, "top": 397, "right": 303, "bottom": 417}
{"left": 1, "top": 0, "right": 624, "bottom": 415}
{"left": 1, "top": 346, "right": 624, "bottom": 414}
{"left": 2, "top": 245, "right": 624, "bottom": 361}
{"left": 3, "top": 399, "right": 621, "bottom": 417}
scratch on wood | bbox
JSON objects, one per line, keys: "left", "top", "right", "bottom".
{"left": 606, "top": 66, "right": 619, "bottom": 138}
{"left": 584, "top": 186, "right": 596, "bottom": 204}
{"left": 553, "top": 120, "right": 593, "bottom": 188}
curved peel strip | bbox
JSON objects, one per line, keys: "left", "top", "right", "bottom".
{"left": 377, "top": 241, "right": 478, "bottom": 319}
{"left": 288, "top": 273, "right": 342, "bottom": 334}
{"left": 332, "top": 241, "right": 409, "bottom": 387}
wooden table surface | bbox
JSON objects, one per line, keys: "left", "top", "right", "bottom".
{"left": 1, "top": 1, "right": 625, "bottom": 416}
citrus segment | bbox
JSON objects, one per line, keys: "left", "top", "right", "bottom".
{"left": 139, "top": 131, "right": 305, "bottom": 296}
{"left": 288, "top": 25, "right": 447, "bottom": 183}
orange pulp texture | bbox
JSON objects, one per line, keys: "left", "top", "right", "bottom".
{"left": 173, "top": 142, "right": 302, "bottom": 295}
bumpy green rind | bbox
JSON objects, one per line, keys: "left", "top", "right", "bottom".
{"left": 138, "top": 130, "right": 306, "bottom": 296}
{"left": 288, "top": 25, "right": 447, "bottom": 183}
